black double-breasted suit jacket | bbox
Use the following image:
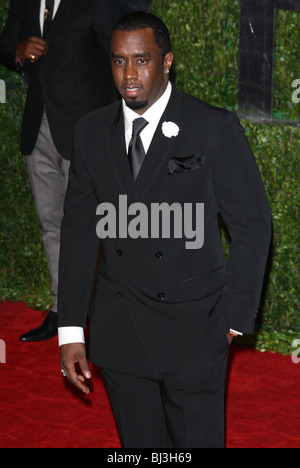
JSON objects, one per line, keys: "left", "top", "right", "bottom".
{"left": 58, "top": 84, "right": 272, "bottom": 376}
{"left": 0, "top": 0, "right": 149, "bottom": 158}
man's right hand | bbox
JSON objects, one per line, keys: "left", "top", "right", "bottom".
{"left": 60, "top": 343, "right": 92, "bottom": 394}
{"left": 16, "top": 36, "right": 48, "bottom": 61}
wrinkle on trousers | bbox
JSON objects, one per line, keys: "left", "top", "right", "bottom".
{"left": 26, "top": 111, "right": 70, "bottom": 312}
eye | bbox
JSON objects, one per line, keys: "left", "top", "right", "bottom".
{"left": 137, "top": 58, "right": 148, "bottom": 65}
{"left": 113, "top": 59, "right": 124, "bottom": 66}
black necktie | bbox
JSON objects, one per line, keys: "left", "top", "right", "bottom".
{"left": 128, "top": 118, "right": 149, "bottom": 181}
{"left": 43, "top": 0, "right": 55, "bottom": 38}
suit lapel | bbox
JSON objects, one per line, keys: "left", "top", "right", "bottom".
{"left": 45, "top": 0, "right": 74, "bottom": 39}
{"left": 108, "top": 104, "right": 135, "bottom": 195}
{"left": 30, "top": 0, "right": 72, "bottom": 39}
{"left": 31, "top": 0, "right": 42, "bottom": 37}
{"left": 130, "top": 86, "right": 184, "bottom": 203}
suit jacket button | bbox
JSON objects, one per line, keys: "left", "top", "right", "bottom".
{"left": 116, "top": 249, "right": 123, "bottom": 257}
{"left": 155, "top": 251, "right": 163, "bottom": 259}
{"left": 158, "top": 292, "right": 165, "bottom": 300}
{"left": 117, "top": 291, "right": 124, "bottom": 298}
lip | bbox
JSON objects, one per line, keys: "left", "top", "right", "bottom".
{"left": 121, "top": 84, "right": 143, "bottom": 98}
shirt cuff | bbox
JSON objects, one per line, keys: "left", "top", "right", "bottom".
{"left": 58, "top": 327, "right": 85, "bottom": 346}
{"left": 230, "top": 329, "right": 243, "bottom": 336}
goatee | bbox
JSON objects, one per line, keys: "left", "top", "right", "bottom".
{"left": 126, "top": 99, "right": 149, "bottom": 111}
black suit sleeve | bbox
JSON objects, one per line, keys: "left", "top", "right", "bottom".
{"left": 57, "top": 120, "right": 101, "bottom": 328}
{"left": 93, "top": 0, "right": 122, "bottom": 43}
{"left": 0, "top": 0, "right": 21, "bottom": 71}
{"left": 212, "top": 112, "right": 272, "bottom": 334}
{"left": 92, "top": 0, "right": 152, "bottom": 47}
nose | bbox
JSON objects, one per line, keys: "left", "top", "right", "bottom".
{"left": 124, "top": 60, "right": 138, "bottom": 81}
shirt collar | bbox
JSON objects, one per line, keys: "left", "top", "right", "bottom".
{"left": 123, "top": 81, "right": 172, "bottom": 135}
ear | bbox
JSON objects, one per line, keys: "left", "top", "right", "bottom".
{"left": 164, "top": 51, "right": 174, "bottom": 74}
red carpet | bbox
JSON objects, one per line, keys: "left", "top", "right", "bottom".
{"left": 0, "top": 300, "right": 299, "bottom": 448}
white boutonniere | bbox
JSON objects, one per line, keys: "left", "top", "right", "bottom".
{"left": 162, "top": 121, "right": 180, "bottom": 138}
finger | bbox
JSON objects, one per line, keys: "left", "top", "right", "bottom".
{"left": 28, "top": 36, "right": 49, "bottom": 47}
{"left": 27, "top": 39, "right": 49, "bottom": 57}
{"left": 78, "top": 357, "right": 92, "bottom": 381}
{"left": 64, "top": 363, "right": 91, "bottom": 394}
{"left": 32, "top": 43, "right": 48, "bottom": 53}
{"left": 28, "top": 47, "right": 47, "bottom": 59}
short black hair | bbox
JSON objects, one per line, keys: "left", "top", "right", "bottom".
{"left": 113, "top": 11, "right": 172, "bottom": 57}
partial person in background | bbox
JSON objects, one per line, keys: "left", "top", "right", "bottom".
{"left": 0, "top": 0, "right": 151, "bottom": 342}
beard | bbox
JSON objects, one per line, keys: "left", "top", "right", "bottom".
{"left": 126, "top": 98, "right": 149, "bottom": 111}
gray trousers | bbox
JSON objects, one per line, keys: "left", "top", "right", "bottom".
{"left": 26, "top": 111, "right": 70, "bottom": 313}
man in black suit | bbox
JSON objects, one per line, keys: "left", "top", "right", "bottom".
{"left": 58, "top": 12, "right": 272, "bottom": 448}
{"left": 0, "top": 0, "right": 150, "bottom": 342}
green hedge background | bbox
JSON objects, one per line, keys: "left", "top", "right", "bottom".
{"left": 0, "top": 0, "right": 299, "bottom": 354}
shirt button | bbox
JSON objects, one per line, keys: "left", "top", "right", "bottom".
{"left": 158, "top": 292, "right": 166, "bottom": 300}
{"left": 155, "top": 251, "right": 163, "bottom": 259}
{"left": 116, "top": 249, "right": 123, "bottom": 257}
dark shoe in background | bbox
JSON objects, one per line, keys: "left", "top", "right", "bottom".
{"left": 19, "top": 311, "right": 58, "bottom": 342}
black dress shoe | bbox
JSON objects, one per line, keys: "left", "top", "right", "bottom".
{"left": 19, "top": 311, "right": 58, "bottom": 342}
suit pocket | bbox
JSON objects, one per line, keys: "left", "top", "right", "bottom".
{"left": 180, "top": 266, "right": 225, "bottom": 299}
{"left": 167, "top": 153, "right": 205, "bottom": 175}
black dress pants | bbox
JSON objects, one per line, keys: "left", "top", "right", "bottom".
{"left": 100, "top": 336, "right": 229, "bottom": 448}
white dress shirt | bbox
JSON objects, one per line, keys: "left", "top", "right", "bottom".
{"left": 58, "top": 81, "right": 241, "bottom": 346}
{"left": 123, "top": 81, "right": 172, "bottom": 154}
{"left": 40, "top": 0, "right": 61, "bottom": 35}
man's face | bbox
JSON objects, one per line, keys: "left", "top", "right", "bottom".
{"left": 110, "top": 28, "right": 173, "bottom": 115}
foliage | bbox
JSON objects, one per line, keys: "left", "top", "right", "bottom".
{"left": 0, "top": 0, "right": 299, "bottom": 355}
{"left": 152, "top": 0, "right": 241, "bottom": 111}
{"left": 273, "top": 9, "right": 300, "bottom": 121}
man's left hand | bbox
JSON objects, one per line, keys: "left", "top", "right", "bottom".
{"left": 227, "top": 333, "right": 235, "bottom": 345}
